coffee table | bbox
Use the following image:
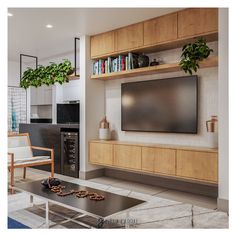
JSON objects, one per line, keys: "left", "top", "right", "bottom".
{"left": 13, "top": 180, "right": 145, "bottom": 228}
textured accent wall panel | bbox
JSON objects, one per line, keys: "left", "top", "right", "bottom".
{"left": 8, "top": 87, "right": 27, "bottom": 131}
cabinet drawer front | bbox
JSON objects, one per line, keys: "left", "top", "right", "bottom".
{"left": 178, "top": 8, "right": 218, "bottom": 38}
{"left": 176, "top": 150, "right": 218, "bottom": 182}
{"left": 89, "top": 142, "right": 113, "bottom": 165}
{"left": 114, "top": 145, "right": 141, "bottom": 170}
{"left": 141, "top": 147, "right": 155, "bottom": 172}
{"left": 144, "top": 13, "right": 177, "bottom": 46}
{"left": 91, "top": 31, "right": 115, "bottom": 58}
{"left": 116, "top": 23, "right": 143, "bottom": 51}
{"left": 154, "top": 148, "right": 176, "bottom": 175}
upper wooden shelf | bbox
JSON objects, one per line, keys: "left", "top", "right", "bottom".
{"left": 91, "top": 32, "right": 218, "bottom": 60}
{"left": 68, "top": 74, "right": 80, "bottom": 80}
{"left": 90, "top": 56, "right": 218, "bottom": 81}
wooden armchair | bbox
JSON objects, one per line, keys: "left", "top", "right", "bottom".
{"left": 8, "top": 133, "right": 54, "bottom": 192}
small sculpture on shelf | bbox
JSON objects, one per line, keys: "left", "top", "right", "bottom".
{"left": 206, "top": 115, "right": 218, "bottom": 148}
{"left": 150, "top": 57, "right": 164, "bottom": 66}
{"left": 99, "top": 116, "right": 111, "bottom": 140}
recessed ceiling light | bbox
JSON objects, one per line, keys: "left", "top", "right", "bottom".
{"left": 8, "top": 12, "right": 13, "bottom": 17}
{"left": 46, "top": 24, "right": 53, "bottom": 28}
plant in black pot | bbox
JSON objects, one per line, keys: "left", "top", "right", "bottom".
{"left": 179, "top": 38, "right": 213, "bottom": 75}
{"left": 20, "top": 59, "right": 74, "bottom": 89}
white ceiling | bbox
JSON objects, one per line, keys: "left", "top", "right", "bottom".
{"left": 8, "top": 8, "right": 182, "bottom": 61}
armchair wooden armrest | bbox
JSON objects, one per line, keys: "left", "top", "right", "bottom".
{"left": 8, "top": 152, "right": 14, "bottom": 157}
{"left": 31, "top": 146, "right": 53, "bottom": 152}
{"left": 8, "top": 152, "right": 14, "bottom": 163}
{"left": 31, "top": 146, "right": 54, "bottom": 163}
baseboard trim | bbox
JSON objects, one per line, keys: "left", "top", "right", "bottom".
{"left": 79, "top": 168, "right": 104, "bottom": 180}
{"left": 217, "top": 198, "right": 229, "bottom": 213}
{"left": 104, "top": 168, "right": 218, "bottom": 198}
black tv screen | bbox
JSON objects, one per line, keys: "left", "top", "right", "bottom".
{"left": 121, "top": 76, "right": 198, "bottom": 133}
{"left": 57, "top": 103, "right": 80, "bottom": 124}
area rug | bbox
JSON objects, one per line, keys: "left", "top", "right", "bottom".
{"left": 8, "top": 217, "right": 31, "bottom": 229}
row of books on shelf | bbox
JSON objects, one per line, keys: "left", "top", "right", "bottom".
{"left": 93, "top": 53, "right": 138, "bottom": 75}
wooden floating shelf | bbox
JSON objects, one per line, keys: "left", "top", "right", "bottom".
{"left": 91, "top": 56, "right": 218, "bottom": 81}
{"left": 68, "top": 73, "right": 80, "bottom": 80}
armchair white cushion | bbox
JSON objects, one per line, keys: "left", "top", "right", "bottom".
{"left": 8, "top": 135, "right": 50, "bottom": 166}
{"left": 8, "top": 133, "right": 54, "bottom": 192}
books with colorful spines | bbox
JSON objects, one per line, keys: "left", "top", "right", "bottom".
{"left": 128, "top": 52, "right": 132, "bottom": 70}
{"left": 125, "top": 56, "right": 128, "bottom": 70}
{"left": 98, "top": 59, "right": 103, "bottom": 74}
{"left": 117, "top": 56, "right": 119, "bottom": 71}
{"left": 105, "top": 60, "right": 108, "bottom": 74}
{"left": 130, "top": 53, "right": 138, "bottom": 69}
{"left": 94, "top": 61, "right": 99, "bottom": 75}
{"left": 93, "top": 62, "right": 95, "bottom": 75}
{"left": 121, "top": 56, "right": 125, "bottom": 71}
{"left": 118, "top": 55, "right": 122, "bottom": 71}
{"left": 107, "top": 57, "right": 112, "bottom": 73}
{"left": 101, "top": 61, "right": 105, "bottom": 74}
{"left": 112, "top": 58, "right": 118, "bottom": 72}
{"left": 98, "top": 59, "right": 100, "bottom": 74}
{"left": 115, "top": 57, "right": 118, "bottom": 72}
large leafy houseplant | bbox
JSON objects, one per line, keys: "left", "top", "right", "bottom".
{"left": 20, "top": 59, "right": 74, "bottom": 89}
{"left": 179, "top": 38, "right": 213, "bottom": 75}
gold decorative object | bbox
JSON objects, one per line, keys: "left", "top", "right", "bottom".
{"left": 206, "top": 115, "right": 218, "bottom": 133}
{"left": 99, "top": 116, "right": 111, "bottom": 140}
{"left": 99, "top": 116, "right": 110, "bottom": 129}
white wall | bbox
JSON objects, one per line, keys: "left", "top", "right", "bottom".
{"left": 8, "top": 61, "right": 20, "bottom": 87}
{"left": 218, "top": 8, "right": 229, "bottom": 205}
{"left": 79, "top": 35, "right": 105, "bottom": 173}
{"left": 105, "top": 42, "right": 218, "bottom": 148}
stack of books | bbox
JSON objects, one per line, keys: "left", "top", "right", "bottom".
{"left": 93, "top": 53, "right": 138, "bottom": 75}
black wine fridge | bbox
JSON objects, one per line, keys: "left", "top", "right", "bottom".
{"left": 61, "top": 128, "right": 79, "bottom": 178}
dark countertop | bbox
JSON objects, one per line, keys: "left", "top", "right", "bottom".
{"left": 19, "top": 123, "right": 79, "bottom": 174}
{"left": 21, "top": 123, "right": 79, "bottom": 127}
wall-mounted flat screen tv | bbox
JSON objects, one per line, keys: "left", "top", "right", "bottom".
{"left": 121, "top": 75, "right": 198, "bottom": 133}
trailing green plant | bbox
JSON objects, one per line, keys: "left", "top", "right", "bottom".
{"left": 20, "top": 59, "right": 74, "bottom": 89}
{"left": 179, "top": 38, "right": 213, "bottom": 75}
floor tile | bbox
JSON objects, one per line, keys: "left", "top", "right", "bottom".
{"left": 135, "top": 216, "right": 192, "bottom": 229}
{"left": 132, "top": 196, "right": 181, "bottom": 211}
{"left": 129, "top": 203, "right": 193, "bottom": 224}
{"left": 156, "top": 189, "right": 217, "bottom": 209}
{"left": 89, "top": 176, "right": 122, "bottom": 185}
{"left": 105, "top": 186, "right": 131, "bottom": 196}
{"left": 111, "top": 180, "right": 167, "bottom": 195}
{"left": 193, "top": 211, "right": 228, "bottom": 228}
{"left": 192, "top": 205, "right": 216, "bottom": 215}
{"left": 128, "top": 191, "right": 157, "bottom": 201}
{"left": 8, "top": 192, "right": 44, "bottom": 213}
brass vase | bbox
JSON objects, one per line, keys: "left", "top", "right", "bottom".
{"left": 206, "top": 115, "right": 218, "bottom": 148}
{"left": 206, "top": 115, "right": 218, "bottom": 132}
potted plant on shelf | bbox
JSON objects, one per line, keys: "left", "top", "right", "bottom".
{"left": 20, "top": 59, "right": 74, "bottom": 89}
{"left": 179, "top": 38, "right": 214, "bottom": 75}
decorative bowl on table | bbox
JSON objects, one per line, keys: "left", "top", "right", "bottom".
{"left": 41, "top": 177, "right": 62, "bottom": 188}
